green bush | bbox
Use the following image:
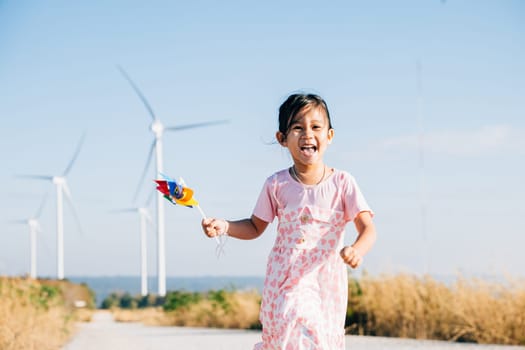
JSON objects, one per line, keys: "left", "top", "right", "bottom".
{"left": 119, "top": 293, "right": 137, "bottom": 309}
{"left": 163, "top": 290, "right": 202, "bottom": 312}
{"left": 27, "top": 284, "right": 60, "bottom": 310}
{"left": 208, "top": 289, "right": 232, "bottom": 313}
{"left": 137, "top": 294, "right": 158, "bottom": 308}
{"left": 101, "top": 292, "right": 165, "bottom": 309}
{"left": 101, "top": 292, "right": 121, "bottom": 309}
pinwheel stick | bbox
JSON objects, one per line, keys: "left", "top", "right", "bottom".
{"left": 156, "top": 174, "right": 227, "bottom": 257}
{"left": 196, "top": 205, "right": 207, "bottom": 221}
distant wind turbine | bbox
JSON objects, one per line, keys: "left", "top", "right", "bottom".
{"left": 17, "top": 133, "right": 86, "bottom": 280}
{"left": 111, "top": 206, "right": 154, "bottom": 296}
{"left": 10, "top": 194, "right": 48, "bottom": 278}
{"left": 117, "top": 65, "right": 228, "bottom": 297}
{"left": 416, "top": 61, "right": 428, "bottom": 275}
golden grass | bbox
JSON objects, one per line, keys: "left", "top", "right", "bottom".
{"left": 113, "top": 307, "right": 172, "bottom": 326}
{"left": 102, "top": 274, "right": 525, "bottom": 346}
{"left": 0, "top": 276, "right": 94, "bottom": 350}
{"left": 112, "top": 289, "right": 261, "bottom": 329}
{"left": 165, "top": 290, "right": 261, "bottom": 328}
{"left": 348, "top": 273, "right": 525, "bottom": 345}
{"left": 74, "top": 308, "right": 95, "bottom": 323}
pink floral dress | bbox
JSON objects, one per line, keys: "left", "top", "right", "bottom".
{"left": 252, "top": 168, "right": 372, "bottom": 350}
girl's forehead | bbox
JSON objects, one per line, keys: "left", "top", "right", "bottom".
{"left": 292, "top": 105, "right": 328, "bottom": 122}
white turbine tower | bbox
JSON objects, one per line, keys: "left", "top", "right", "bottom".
{"left": 11, "top": 194, "right": 48, "bottom": 279}
{"left": 117, "top": 66, "right": 228, "bottom": 296}
{"left": 17, "top": 134, "right": 85, "bottom": 280}
{"left": 111, "top": 207, "right": 154, "bottom": 296}
{"left": 416, "top": 61, "right": 428, "bottom": 275}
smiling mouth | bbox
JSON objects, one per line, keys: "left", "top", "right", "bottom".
{"left": 300, "top": 145, "right": 317, "bottom": 154}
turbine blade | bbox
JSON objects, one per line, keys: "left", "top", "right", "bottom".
{"left": 15, "top": 174, "right": 53, "bottom": 181}
{"left": 133, "top": 139, "right": 155, "bottom": 202}
{"left": 109, "top": 208, "right": 137, "bottom": 213}
{"left": 63, "top": 132, "right": 86, "bottom": 176}
{"left": 9, "top": 219, "right": 27, "bottom": 225}
{"left": 165, "top": 119, "right": 229, "bottom": 132}
{"left": 145, "top": 186, "right": 155, "bottom": 207}
{"left": 62, "top": 183, "right": 85, "bottom": 236}
{"left": 62, "top": 181, "right": 73, "bottom": 199}
{"left": 143, "top": 210, "right": 155, "bottom": 228}
{"left": 34, "top": 193, "right": 49, "bottom": 219}
{"left": 116, "top": 65, "right": 156, "bottom": 121}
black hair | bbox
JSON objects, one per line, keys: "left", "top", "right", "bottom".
{"left": 278, "top": 93, "right": 333, "bottom": 142}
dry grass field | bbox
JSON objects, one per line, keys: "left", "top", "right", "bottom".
{"left": 111, "top": 274, "right": 525, "bottom": 346}
{"left": 113, "top": 289, "right": 261, "bottom": 329}
{"left": 2, "top": 274, "right": 524, "bottom": 348}
{"left": 0, "top": 276, "right": 94, "bottom": 350}
{"left": 347, "top": 274, "right": 525, "bottom": 345}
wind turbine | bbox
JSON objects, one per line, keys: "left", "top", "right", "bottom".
{"left": 117, "top": 65, "right": 228, "bottom": 296}
{"left": 111, "top": 206, "right": 154, "bottom": 296}
{"left": 17, "top": 133, "right": 85, "bottom": 280}
{"left": 10, "top": 194, "right": 48, "bottom": 279}
{"left": 416, "top": 61, "right": 428, "bottom": 275}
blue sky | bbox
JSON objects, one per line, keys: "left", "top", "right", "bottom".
{"left": 1, "top": 1, "right": 524, "bottom": 281}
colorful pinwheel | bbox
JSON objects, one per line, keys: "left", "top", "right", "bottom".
{"left": 154, "top": 173, "right": 227, "bottom": 257}
{"left": 154, "top": 174, "right": 198, "bottom": 207}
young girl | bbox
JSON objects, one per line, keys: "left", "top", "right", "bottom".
{"left": 202, "top": 93, "right": 376, "bottom": 350}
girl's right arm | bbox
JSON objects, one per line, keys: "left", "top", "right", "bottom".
{"left": 201, "top": 215, "right": 268, "bottom": 240}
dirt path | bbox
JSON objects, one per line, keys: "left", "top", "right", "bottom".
{"left": 63, "top": 311, "right": 523, "bottom": 350}
{"left": 62, "top": 311, "right": 261, "bottom": 350}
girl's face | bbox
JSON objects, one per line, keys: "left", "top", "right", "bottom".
{"left": 277, "top": 105, "right": 334, "bottom": 168}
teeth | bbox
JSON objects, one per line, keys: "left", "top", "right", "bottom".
{"left": 300, "top": 145, "right": 317, "bottom": 154}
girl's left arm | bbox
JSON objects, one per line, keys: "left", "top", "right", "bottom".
{"left": 351, "top": 211, "right": 376, "bottom": 256}
{"left": 341, "top": 211, "right": 376, "bottom": 268}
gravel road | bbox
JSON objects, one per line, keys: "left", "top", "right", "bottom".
{"left": 62, "top": 311, "right": 524, "bottom": 350}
